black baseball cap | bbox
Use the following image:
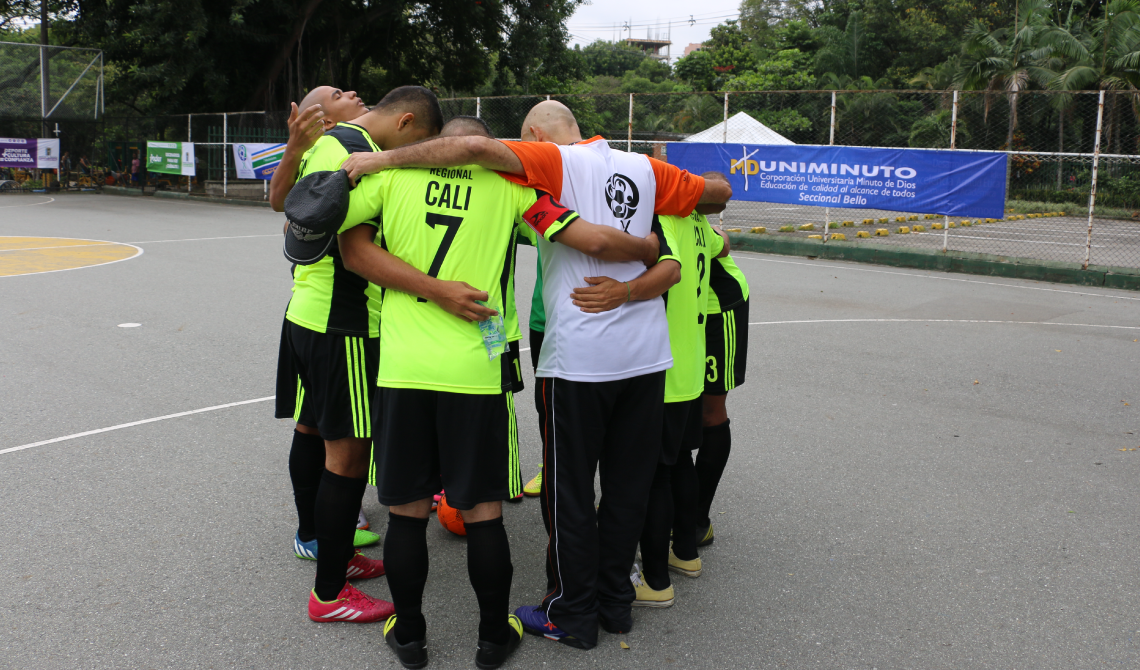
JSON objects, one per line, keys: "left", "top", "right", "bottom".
{"left": 283, "top": 169, "right": 352, "bottom": 265}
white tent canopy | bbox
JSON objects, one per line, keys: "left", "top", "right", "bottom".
{"left": 682, "top": 111, "right": 795, "bottom": 145}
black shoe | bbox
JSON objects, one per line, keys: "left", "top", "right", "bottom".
{"left": 475, "top": 614, "right": 524, "bottom": 669}
{"left": 696, "top": 522, "right": 714, "bottom": 547}
{"left": 597, "top": 606, "right": 633, "bottom": 633}
{"left": 383, "top": 615, "right": 428, "bottom": 669}
{"left": 599, "top": 612, "right": 632, "bottom": 634}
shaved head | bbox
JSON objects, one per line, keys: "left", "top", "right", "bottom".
{"left": 296, "top": 85, "right": 367, "bottom": 127}
{"left": 520, "top": 100, "right": 582, "bottom": 145}
{"left": 441, "top": 115, "right": 494, "bottom": 139}
{"left": 298, "top": 86, "right": 333, "bottom": 113}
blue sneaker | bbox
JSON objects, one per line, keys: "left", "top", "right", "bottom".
{"left": 295, "top": 530, "right": 379, "bottom": 561}
{"left": 294, "top": 533, "right": 318, "bottom": 560}
{"left": 513, "top": 605, "right": 591, "bottom": 649}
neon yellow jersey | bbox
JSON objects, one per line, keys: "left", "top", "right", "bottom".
{"left": 658, "top": 211, "right": 724, "bottom": 403}
{"left": 343, "top": 165, "right": 579, "bottom": 394}
{"left": 707, "top": 253, "right": 749, "bottom": 315}
{"left": 507, "top": 226, "right": 540, "bottom": 342}
{"left": 285, "top": 122, "right": 383, "bottom": 337}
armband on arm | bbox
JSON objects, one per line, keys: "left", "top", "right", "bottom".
{"left": 523, "top": 192, "right": 580, "bottom": 240}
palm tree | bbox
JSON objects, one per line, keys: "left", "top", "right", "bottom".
{"left": 1038, "top": 0, "right": 1140, "bottom": 155}
{"left": 956, "top": 0, "right": 1053, "bottom": 149}
{"left": 673, "top": 95, "right": 722, "bottom": 133}
{"left": 640, "top": 113, "right": 675, "bottom": 134}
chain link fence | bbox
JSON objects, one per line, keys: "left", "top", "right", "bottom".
{"left": 446, "top": 90, "right": 1140, "bottom": 270}
{"left": 2, "top": 86, "right": 1136, "bottom": 269}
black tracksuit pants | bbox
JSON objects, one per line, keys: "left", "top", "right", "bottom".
{"left": 537, "top": 371, "right": 665, "bottom": 649}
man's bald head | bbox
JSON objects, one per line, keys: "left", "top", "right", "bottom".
{"left": 297, "top": 86, "right": 367, "bottom": 128}
{"left": 520, "top": 100, "right": 582, "bottom": 145}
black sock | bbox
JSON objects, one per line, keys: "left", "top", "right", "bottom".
{"left": 288, "top": 430, "right": 325, "bottom": 542}
{"left": 670, "top": 450, "right": 699, "bottom": 561}
{"left": 465, "top": 517, "right": 514, "bottom": 644}
{"left": 313, "top": 470, "right": 366, "bottom": 601}
{"left": 695, "top": 420, "right": 732, "bottom": 527}
{"left": 385, "top": 512, "right": 430, "bottom": 644}
{"left": 638, "top": 463, "right": 673, "bottom": 591}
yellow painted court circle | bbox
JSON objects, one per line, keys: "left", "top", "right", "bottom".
{"left": 0, "top": 237, "right": 142, "bottom": 277}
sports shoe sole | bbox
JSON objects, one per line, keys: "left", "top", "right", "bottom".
{"left": 384, "top": 622, "right": 428, "bottom": 669}
{"left": 632, "top": 596, "right": 674, "bottom": 608}
{"left": 668, "top": 563, "right": 702, "bottom": 578}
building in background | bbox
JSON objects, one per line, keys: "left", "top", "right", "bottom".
{"left": 625, "top": 24, "right": 672, "bottom": 62}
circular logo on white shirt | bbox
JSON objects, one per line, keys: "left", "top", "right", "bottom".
{"left": 604, "top": 173, "right": 639, "bottom": 230}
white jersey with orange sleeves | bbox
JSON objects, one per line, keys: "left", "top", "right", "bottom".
{"left": 523, "top": 138, "right": 672, "bottom": 382}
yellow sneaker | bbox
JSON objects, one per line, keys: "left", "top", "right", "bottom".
{"left": 668, "top": 550, "right": 702, "bottom": 578}
{"left": 631, "top": 564, "right": 674, "bottom": 607}
{"left": 523, "top": 466, "right": 543, "bottom": 497}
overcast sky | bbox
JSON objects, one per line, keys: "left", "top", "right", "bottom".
{"left": 565, "top": 1, "right": 743, "bottom": 63}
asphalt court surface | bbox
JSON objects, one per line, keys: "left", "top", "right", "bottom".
{"left": 725, "top": 201, "right": 1140, "bottom": 268}
{"left": 2, "top": 193, "right": 1139, "bottom": 669}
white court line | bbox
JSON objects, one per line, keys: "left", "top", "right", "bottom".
{"left": 0, "top": 396, "right": 275, "bottom": 456}
{"left": 0, "top": 197, "right": 54, "bottom": 209}
{"left": 5, "top": 321, "right": 1132, "bottom": 457}
{"left": 0, "top": 236, "right": 144, "bottom": 278}
{"left": 912, "top": 232, "right": 1101, "bottom": 247}
{"left": 732, "top": 252, "right": 1140, "bottom": 302}
{"left": 749, "top": 318, "right": 1140, "bottom": 330}
{"left": 9, "top": 347, "right": 536, "bottom": 456}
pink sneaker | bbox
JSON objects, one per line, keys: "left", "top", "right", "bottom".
{"left": 432, "top": 489, "right": 444, "bottom": 512}
{"left": 346, "top": 552, "right": 385, "bottom": 579}
{"left": 308, "top": 583, "right": 394, "bottom": 623}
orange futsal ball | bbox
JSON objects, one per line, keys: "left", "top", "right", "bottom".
{"left": 437, "top": 493, "right": 467, "bottom": 536}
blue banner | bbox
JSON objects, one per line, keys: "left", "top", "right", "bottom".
{"left": 667, "top": 143, "right": 1008, "bottom": 219}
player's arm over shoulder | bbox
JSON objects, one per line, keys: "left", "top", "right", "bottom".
{"left": 648, "top": 157, "right": 732, "bottom": 216}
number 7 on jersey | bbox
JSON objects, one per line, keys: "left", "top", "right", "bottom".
{"left": 417, "top": 213, "right": 463, "bottom": 303}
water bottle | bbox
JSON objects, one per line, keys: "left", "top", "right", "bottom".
{"left": 476, "top": 301, "right": 507, "bottom": 360}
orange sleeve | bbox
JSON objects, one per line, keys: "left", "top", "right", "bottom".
{"left": 649, "top": 157, "right": 706, "bottom": 217}
{"left": 495, "top": 141, "right": 564, "bottom": 201}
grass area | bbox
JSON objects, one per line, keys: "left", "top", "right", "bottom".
{"left": 1005, "top": 199, "right": 1135, "bottom": 220}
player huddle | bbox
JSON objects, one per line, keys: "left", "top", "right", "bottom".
{"left": 271, "top": 84, "right": 749, "bottom": 669}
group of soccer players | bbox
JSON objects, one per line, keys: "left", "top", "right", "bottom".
{"left": 270, "top": 84, "right": 749, "bottom": 669}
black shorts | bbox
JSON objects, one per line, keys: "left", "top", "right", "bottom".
{"left": 274, "top": 318, "right": 379, "bottom": 442}
{"left": 704, "top": 299, "right": 749, "bottom": 396}
{"left": 372, "top": 387, "right": 520, "bottom": 510}
{"left": 660, "top": 398, "right": 703, "bottom": 465}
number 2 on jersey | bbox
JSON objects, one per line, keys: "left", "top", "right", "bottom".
{"left": 417, "top": 213, "right": 463, "bottom": 303}
{"left": 696, "top": 252, "right": 706, "bottom": 324}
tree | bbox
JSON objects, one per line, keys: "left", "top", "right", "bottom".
{"left": 69, "top": 0, "right": 582, "bottom": 113}
{"left": 579, "top": 40, "right": 647, "bottom": 78}
{"left": 956, "top": 0, "right": 1055, "bottom": 149}
{"left": 909, "top": 108, "right": 971, "bottom": 147}
{"left": 674, "top": 49, "right": 716, "bottom": 91}
{"left": 673, "top": 94, "right": 723, "bottom": 132}
{"left": 706, "top": 20, "right": 755, "bottom": 78}
{"left": 815, "top": 10, "right": 875, "bottom": 81}
{"left": 1037, "top": 0, "right": 1140, "bottom": 154}
{"left": 725, "top": 49, "right": 813, "bottom": 90}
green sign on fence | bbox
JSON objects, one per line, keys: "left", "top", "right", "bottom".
{"left": 145, "top": 141, "right": 196, "bottom": 176}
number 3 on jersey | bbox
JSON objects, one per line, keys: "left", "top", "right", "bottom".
{"left": 416, "top": 213, "right": 463, "bottom": 303}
